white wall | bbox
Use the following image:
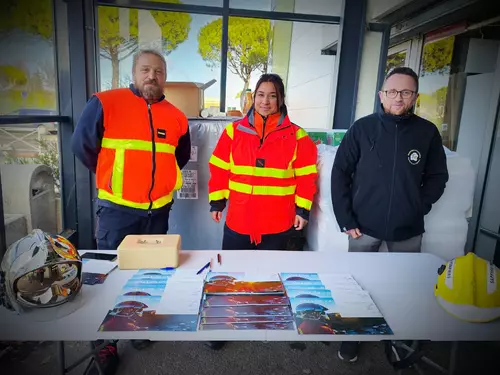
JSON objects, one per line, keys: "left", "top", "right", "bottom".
{"left": 286, "top": 0, "right": 409, "bottom": 127}
{"left": 294, "top": 0, "right": 343, "bottom": 16}
{"left": 367, "top": 0, "right": 416, "bottom": 21}
{"left": 355, "top": 31, "right": 383, "bottom": 120}
{"left": 286, "top": 22, "right": 339, "bottom": 129}
{"left": 283, "top": 0, "right": 342, "bottom": 129}
{"left": 456, "top": 73, "right": 495, "bottom": 176}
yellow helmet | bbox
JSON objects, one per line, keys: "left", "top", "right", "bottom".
{"left": 435, "top": 252, "right": 500, "bottom": 323}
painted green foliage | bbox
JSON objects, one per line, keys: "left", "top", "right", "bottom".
{"left": 420, "top": 36, "right": 455, "bottom": 76}
{"left": 0, "top": 66, "right": 28, "bottom": 87}
{"left": 0, "top": 0, "right": 53, "bottom": 40}
{"left": 0, "top": 0, "right": 192, "bottom": 90}
{"left": 198, "top": 17, "right": 271, "bottom": 110}
{"left": 98, "top": 2, "right": 192, "bottom": 88}
{"left": 385, "top": 51, "right": 406, "bottom": 74}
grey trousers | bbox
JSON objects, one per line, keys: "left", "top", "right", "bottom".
{"left": 348, "top": 233, "right": 422, "bottom": 253}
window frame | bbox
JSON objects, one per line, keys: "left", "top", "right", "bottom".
{"left": 0, "top": 0, "right": 75, "bottom": 255}
{"left": 0, "top": 0, "right": 367, "bottom": 252}
{"left": 96, "top": 0, "right": 343, "bottom": 114}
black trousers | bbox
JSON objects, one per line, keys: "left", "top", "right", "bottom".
{"left": 222, "top": 223, "right": 296, "bottom": 250}
{"left": 95, "top": 206, "right": 170, "bottom": 250}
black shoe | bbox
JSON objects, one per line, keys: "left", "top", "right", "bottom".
{"left": 205, "top": 341, "right": 226, "bottom": 350}
{"left": 90, "top": 341, "right": 119, "bottom": 375}
{"left": 289, "top": 342, "right": 307, "bottom": 351}
{"left": 338, "top": 341, "right": 360, "bottom": 363}
{"left": 131, "top": 340, "right": 153, "bottom": 350}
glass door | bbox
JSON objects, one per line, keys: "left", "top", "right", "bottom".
{"left": 386, "top": 41, "right": 411, "bottom": 74}
{"left": 475, "top": 110, "right": 500, "bottom": 266}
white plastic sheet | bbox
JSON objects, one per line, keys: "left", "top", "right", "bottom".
{"left": 306, "top": 145, "right": 348, "bottom": 252}
{"left": 422, "top": 150, "right": 475, "bottom": 260}
{"left": 306, "top": 145, "right": 475, "bottom": 261}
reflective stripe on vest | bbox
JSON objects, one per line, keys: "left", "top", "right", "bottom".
{"left": 229, "top": 180, "right": 296, "bottom": 196}
{"left": 226, "top": 123, "right": 234, "bottom": 140}
{"left": 209, "top": 154, "right": 230, "bottom": 171}
{"left": 97, "top": 189, "right": 174, "bottom": 209}
{"left": 209, "top": 189, "right": 230, "bottom": 201}
{"left": 209, "top": 124, "right": 316, "bottom": 201}
{"left": 100, "top": 137, "right": 178, "bottom": 208}
{"left": 295, "top": 195, "right": 313, "bottom": 210}
{"left": 296, "top": 128, "right": 308, "bottom": 140}
{"left": 294, "top": 164, "right": 317, "bottom": 177}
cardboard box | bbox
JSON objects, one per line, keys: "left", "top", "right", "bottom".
{"left": 164, "top": 80, "right": 216, "bottom": 117}
{"left": 117, "top": 234, "right": 181, "bottom": 270}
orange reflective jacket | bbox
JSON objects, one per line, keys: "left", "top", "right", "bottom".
{"left": 94, "top": 88, "right": 188, "bottom": 212}
{"left": 208, "top": 109, "right": 318, "bottom": 244}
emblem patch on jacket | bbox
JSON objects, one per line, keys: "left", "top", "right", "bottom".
{"left": 157, "top": 129, "right": 166, "bottom": 139}
{"left": 408, "top": 149, "right": 421, "bottom": 165}
{"left": 256, "top": 158, "right": 265, "bottom": 168}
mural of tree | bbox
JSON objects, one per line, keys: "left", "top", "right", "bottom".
{"left": 99, "top": 3, "right": 192, "bottom": 88}
{"left": 0, "top": 0, "right": 53, "bottom": 40}
{"left": 0, "top": 66, "right": 28, "bottom": 91}
{"left": 198, "top": 17, "right": 271, "bottom": 111}
{"left": 0, "top": 0, "right": 192, "bottom": 90}
{"left": 102, "top": 74, "right": 133, "bottom": 91}
{"left": 385, "top": 51, "right": 406, "bottom": 74}
{"left": 433, "top": 86, "right": 448, "bottom": 112}
{"left": 420, "top": 36, "right": 455, "bottom": 76}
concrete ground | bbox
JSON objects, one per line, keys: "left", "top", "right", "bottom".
{"left": 1, "top": 340, "right": 499, "bottom": 375}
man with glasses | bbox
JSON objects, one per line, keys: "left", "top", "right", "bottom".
{"left": 331, "top": 67, "right": 449, "bottom": 362}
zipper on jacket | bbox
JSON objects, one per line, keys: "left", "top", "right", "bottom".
{"left": 259, "top": 117, "right": 268, "bottom": 147}
{"left": 258, "top": 121, "right": 291, "bottom": 148}
{"left": 147, "top": 103, "right": 156, "bottom": 215}
{"left": 385, "top": 123, "right": 398, "bottom": 238}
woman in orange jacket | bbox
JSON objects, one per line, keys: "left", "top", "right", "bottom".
{"left": 208, "top": 73, "right": 318, "bottom": 250}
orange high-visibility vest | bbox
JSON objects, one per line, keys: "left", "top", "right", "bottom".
{"left": 208, "top": 111, "right": 318, "bottom": 244}
{"left": 94, "top": 88, "right": 187, "bottom": 211}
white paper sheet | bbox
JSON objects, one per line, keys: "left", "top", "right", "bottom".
{"left": 155, "top": 274, "right": 205, "bottom": 315}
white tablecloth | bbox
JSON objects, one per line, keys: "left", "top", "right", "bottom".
{"left": 1, "top": 251, "right": 499, "bottom": 342}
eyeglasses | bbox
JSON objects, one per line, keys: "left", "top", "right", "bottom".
{"left": 384, "top": 89, "right": 416, "bottom": 99}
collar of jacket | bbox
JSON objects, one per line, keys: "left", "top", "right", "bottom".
{"left": 245, "top": 105, "right": 290, "bottom": 129}
{"left": 128, "top": 84, "right": 166, "bottom": 102}
{"left": 377, "top": 103, "right": 415, "bottom": 125}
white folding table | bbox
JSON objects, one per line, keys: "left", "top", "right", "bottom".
{"left": 1, "top": 251, "right": 499, "bottom": 374}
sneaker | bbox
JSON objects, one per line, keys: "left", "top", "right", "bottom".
{"left": 131, "top": 340, "right": 153, "bottom": 350}
{"left": 337, "top": 341, "right": 360, "bottom": 363}
{"left": 89, "top": 341, "right": 119, "bottom": 375}
{"left": 289, "top": 342, "right": 307, "bottom": 351}
{"left": 204, "top": 341, "right": 226, "bottom": 350}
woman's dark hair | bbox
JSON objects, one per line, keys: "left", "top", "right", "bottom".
{"left": 254, "top": 73, "right": 286, "bottom": 112}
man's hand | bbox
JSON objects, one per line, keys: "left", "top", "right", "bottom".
{"left": 294, "top": 215, "right": 308, "bottom": 230}
{"left": 211, "top": 211, "right": 222, "bottom": 223}
{"left": 345, "top": 228, "right": 362, "bottom": 239}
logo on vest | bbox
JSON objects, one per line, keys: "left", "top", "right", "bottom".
{"left": 408, "top": 149, "right": 421, "bottom": 165}
{"left": 256, "top": 158, "right": 265, "bottom": 168}
{"left": 157, "top": 129, "right": 166, "bottom": 139}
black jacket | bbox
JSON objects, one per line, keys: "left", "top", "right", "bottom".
{"left": 331, "top": 106, "right": 449, "bottom": 242}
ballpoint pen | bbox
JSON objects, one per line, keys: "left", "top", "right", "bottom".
{"left": 196, "top": 261, "right": 211, "bottom": 275}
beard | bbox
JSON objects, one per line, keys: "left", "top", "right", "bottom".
{"left": 385, "top": 102, "right": 412, "bottom": 116}
{"left": 139, "top": 80, "right": 163, "bottom": 101}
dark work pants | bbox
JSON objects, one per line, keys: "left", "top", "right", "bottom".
{"left": 95, "top": 206, "right": 170, "bottom": 250}
{"left": 222, "top": 223, "right": 296, "bottom": 250}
